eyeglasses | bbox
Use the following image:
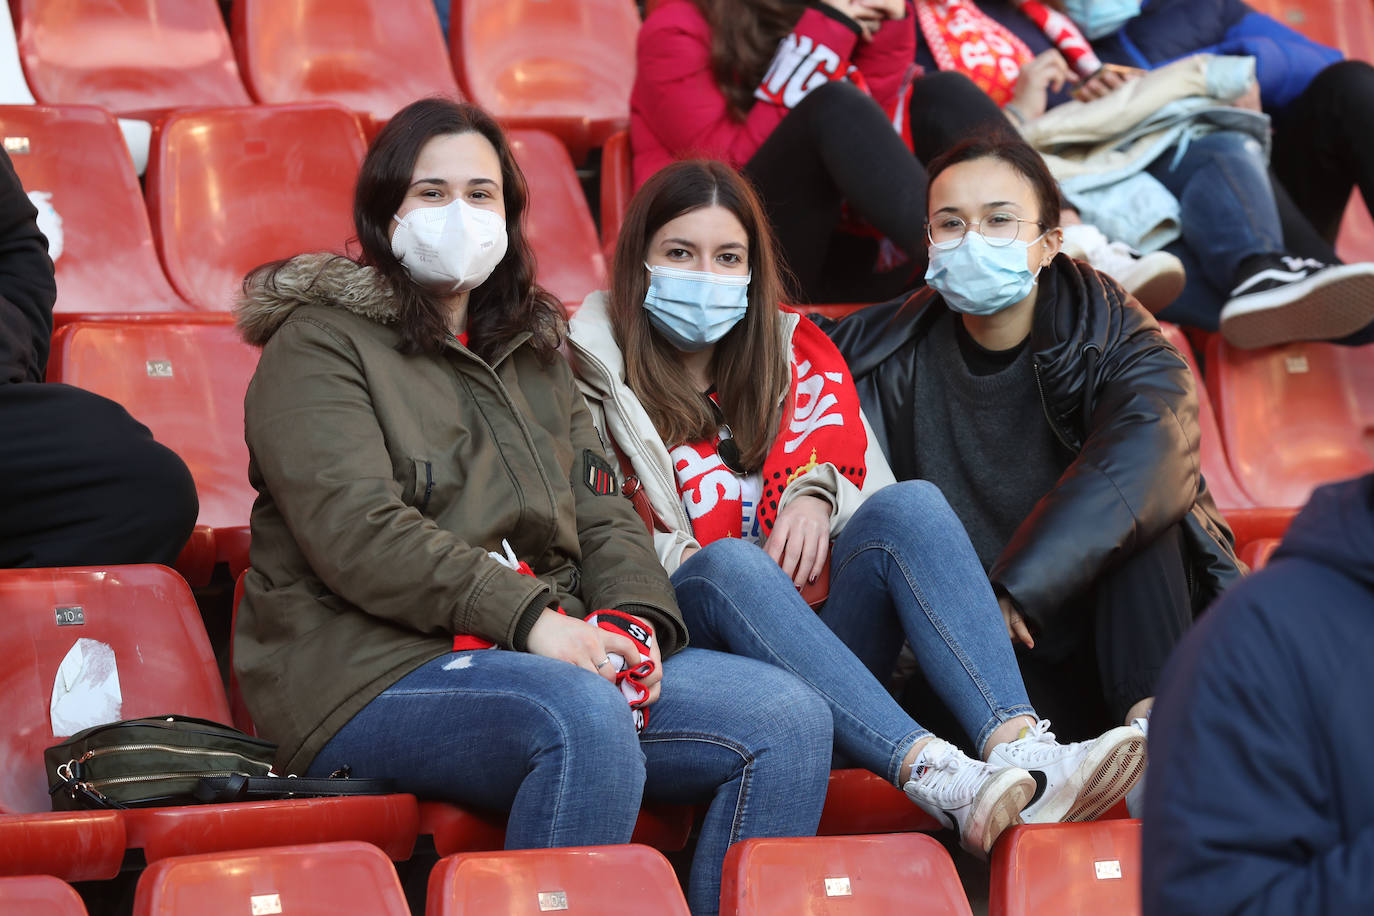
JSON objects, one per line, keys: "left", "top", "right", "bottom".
{"left": 705, "top": 395, "right": 746, "bottom": 475}
{"left": 926, "top": 212, "right": 1046, "bottom": 248}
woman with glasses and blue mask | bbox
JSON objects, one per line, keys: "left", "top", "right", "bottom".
{"left": 824, "top": 134, "right": 1242, "bottom": 788}
{"left": 570, "top": 158, "right": 1145, "bottom": 859}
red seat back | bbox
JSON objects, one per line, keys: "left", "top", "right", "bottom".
{"left": 990, "top": 820, "right": 1141, "bottom": 916}
{"left": 1240, "top": 537, "right": 1281, "bottom": 571}
{"left": 451, "top": 0, "right": 638, "bottom": 161}
{"left": 721, "top": 833, "right": 972, "bottom": 916}
{"left": 47, "top": 318, "right": 260, "bottom": 538}
{"left": 427, "top": 844, "right": 689, "bottom": 915}
{"left": 509, "top": 129, "right": 605, "bottom": 311}
{"left": 0, "top": 875, "right": 88, "bottom": 915}
{"left": 146, "top": 104, "right": 366, "bottom": 311}
{"left": 133, "top": 841, "right": 409, "bottom": 915}
{"left": 0, "top": 105, "right": 190, "bottom": 320}
{"left": 600, "top": 128, "right": 631, "bottom": 261}
{"left": 233, "top": 0, "right": 460, "bottom": 126}
{"left": 0, "top": 565, "right": 231, "bottom": 814}
{"left": 15, "top": 0, "right": 250, "bottom": 112}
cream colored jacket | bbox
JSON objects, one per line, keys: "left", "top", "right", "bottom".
{"left": 568, "top": 291, "right": 897, "bottom": 575}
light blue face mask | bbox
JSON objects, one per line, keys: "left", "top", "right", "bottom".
{"left": 1062, "top": 0, "right": 1142, "bottom": 40}
{"left": 642, "top": 263, "right": 751, "bottom": 351}
{"left": 924, "top": 231, "right": 1047, "bottom": 317}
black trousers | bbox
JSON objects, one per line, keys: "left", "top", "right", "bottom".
{"left": 743, "top": 72, "right": 1011, "bottom": 303}
{"left": 0, "top": 383, "right": 198, "bottom": 568}
{"left": 900, "top": 524, "right": 1193, "bottom": 746}
{"left": 1272, "top": 60, "right": 1374, "bottom": 247}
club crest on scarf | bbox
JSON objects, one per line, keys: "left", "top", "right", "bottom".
{"left": 670, "top": 315, "right": 867, "bottom": 546}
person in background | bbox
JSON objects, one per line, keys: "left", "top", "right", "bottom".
{"left": 1142, "top": 474, "right": 1374, "bottom": 915}
{"left": 570, "top": 158, "right": 1145, "bottom": 858}
{"left": 823, "top": 132, "right": 1243, "bottom": 744}
{"left": 235, "top": 98, "right": 840, "bottom": 916}
{"left": 0, "top": 147, "right": 197, "bottom": 568}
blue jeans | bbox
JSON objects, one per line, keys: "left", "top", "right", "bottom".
{"left": 308, "top": 647, "right": 831, "bottom": 916}
{"left": 1150, "top": 130, "right": 1286, "bottom": 331}
{"left": 672, "top": 480, "right": 1035, "bottom": 779}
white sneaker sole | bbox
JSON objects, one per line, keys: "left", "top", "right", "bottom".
{"left": 963, "top": 767, "right": 1036, "bottom": 858}
{"left": 1220, "top": 263, "right": 1374, "bottom": 349}
{"left": 1060, "top": 726, "right": 1146, "bottom": 823}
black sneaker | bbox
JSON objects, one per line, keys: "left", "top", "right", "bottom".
{"left": 1220, "top": 255, "right": 1374, "bottom": 349}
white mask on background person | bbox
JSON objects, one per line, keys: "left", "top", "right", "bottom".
{"left": 925, "top": 232, "right": 1048, "bottom": 316}
{"left": 391, "top": 198, "right": 508, "bottom": 293}
{"left": 1061, "top": 0, "right": 1142, "bottom": 40}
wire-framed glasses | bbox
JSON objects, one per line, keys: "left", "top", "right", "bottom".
{"left": 926, "top": 212, "right": 1045, "bottom": 248}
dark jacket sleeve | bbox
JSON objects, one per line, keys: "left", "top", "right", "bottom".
{"left": 991, "top": 309, "right": 1200, "bottom": 628}
{"left": 0, "top": 148, "right": 55, "bottom": 383}
{"left": 1142, "top": 569, "right": 1374, "bottom": 915}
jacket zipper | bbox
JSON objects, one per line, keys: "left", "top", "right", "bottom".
{"left": 1032, "top": 359, "right": 1077, "bottom": 451}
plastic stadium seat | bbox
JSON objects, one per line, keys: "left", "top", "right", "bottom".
{"left": 721, "top": 833, "right": 972, "bottom": 916}
{"left": 46, "top": 319, "right": 259, "bottom": 585}
{"left": 817, "top": 768, "right": 940, "bottom": 836}
{"left": 600, "top": 128, "right": 631, "bottom": 262}
{"left": 0, "top": 565, "right": 420, "bottom": 862}
{"left": 990, "top": 820, "right": 1141, "bottom": 916}
{"left": 427, "top": 844, "right": 690, "bottom": 916}
{"left": 1240, "top": 538, "right": 1281, "bottom": 571}
{"left": 1157, "top": 323, "right": 1295, "bottom": 547}
{"left": 232, "top": 0, "right": 461, "bottom": 134}
{"left": 1206, "top": 335, "right": 1374, "bottom": 512}
{"left": 419, "top": 800, "right": 693, "bottom": 858}
{"left": 450, "top": 0, "right": 639, "bottom": 163}
{"left": 0, "top": 105, "right": 192, "bottom": 322}
{"left": 145, "top": 104, "right": 366, "bottom": 312}
{"left": 0, "top": 875, "right": 87, "bottom": 915}
{"left": 14, "top": 0, "right": 251, "bottom": 113}
{"left": 133, "top": 841, "right": 409, "bottom": 916}
{"left": 0, "top": 811, "right": 125, "bottom": 882}
{"left": 509, "top": 129, "right": 606, "bottom": 310}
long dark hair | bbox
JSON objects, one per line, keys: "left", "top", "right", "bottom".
{"left": 690, "top": 0, "right": 804, "bottom": 120}
{"left": 609, "top": 160, "right": 790, "bottom": 470}
{"left": 354, "top": 97, "right": 564, "bottom": 361}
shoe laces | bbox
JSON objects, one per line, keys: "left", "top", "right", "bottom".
{"left": 913, "top": 741, "right": 990, "bottom": 804}
{"left": 1002, "top": 719, "right": 1066, "bottom": 766}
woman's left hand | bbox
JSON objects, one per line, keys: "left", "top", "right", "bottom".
{"left": 766, "top": 495, "right": 833, "bottom": 588}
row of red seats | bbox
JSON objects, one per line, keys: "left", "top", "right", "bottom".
{"left": 10, "top": 0, "right": 635, "bottom": 162}
{"left": 0, "top": 819, "right": 1146, "bottom": 915}
{"left": 1, "top": 103, "right": 604, "bottom": 322}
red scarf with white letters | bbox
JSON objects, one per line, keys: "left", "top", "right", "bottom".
{"left": 670, "top": 312, "right": 867, "bottom": 546}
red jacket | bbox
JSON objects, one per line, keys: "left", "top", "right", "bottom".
{"left": 630, "top": 0, "right": 916, "bottom": 188}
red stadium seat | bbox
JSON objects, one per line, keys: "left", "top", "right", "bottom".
{"left": 0, "top": 565, "right": 420, "bottom": 862}
{"left": 721, "top": 833, "right": 972, "bottom": 916}
{"left": 46, "top": 319, "right": 259, "bottom": 584}
{"left": 600, "top": 128, "right": 631, "bottom": 262}
{"left": 1240, "top": 538, "right": 1281, "bottom": 571}
{"left": 427, "top": 844, "right": 690, "bottom": 916}
{"left": 145, "top": 104, "right": 366, "bottom": 312}
{"left": 509, "top": 129, "right": 606, "bottom": 310}
{"left": 232, "top": 0, "right": 461, "bottom": 134}
{"left": 133, "top": 841, "right": 408, "bottom": 915}
{"left": 989, "top": 820, "right": 1141, "bottom": 916}
{"left": 14, "top": 0, "right": 251, "bottom": 114}
{"left": 0, "top": 105, "right": 191, "bottom": 322}
{"left": 1156, "top": 323, "right": 1295, "bottom": 547}
{"left": 0, "top": 811, "right": 125, "bottom": 882}
{"left": 419, "top": 800, "right": 693, "bottom": 858}
{"left": 0, "top": 875, "right": 87, "bottom": 915}
{"left": 817, "top": 768, "right": 940, "bottom": 836}
{"left": 1206, "top": 335, "right": 1374, "bottom": 512}
{"left": 450, "top": 0, "right": 639, "bottom": 163}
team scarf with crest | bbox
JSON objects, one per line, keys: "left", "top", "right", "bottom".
{"left": 669, "top": 312, "right": 868, "bottom": 546}
{"left": 913, "top": 0, "right": 1102, "bottom": 106}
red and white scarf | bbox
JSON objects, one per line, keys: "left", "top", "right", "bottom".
{"left": 670, "top": 313, "right": 868, "bottom": 546}
{"left": 914, "top": 0, "right": 1102, "bottom": 106}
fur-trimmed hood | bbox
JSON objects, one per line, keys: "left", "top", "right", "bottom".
{"left": 235, "top": 254, "right": 399, "bottom": 347}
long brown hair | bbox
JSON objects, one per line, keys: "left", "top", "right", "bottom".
{"left": 609, "top": 160, "right": 791, "bottom": 470}
{"left": 353, "top": 98, "right": 564, "bottom": 362}
{"left": 691, "top": 0, "right": 805, "bottom": 119}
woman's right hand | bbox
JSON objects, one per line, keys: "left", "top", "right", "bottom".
{"left": 1009, "top": 49, "right": 1076, "bottom": 121}
{"left": 998, "top": 595, "right": 1035, "bottom": 649}
{"left": 526, "top": 608, "right": 642, "bottom": 685}
{"left": 821, "top": 0, "right": 885, "bottom": 39}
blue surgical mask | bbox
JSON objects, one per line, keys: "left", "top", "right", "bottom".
{"left": 924, "top": 232, "right": 1047, "bottom": 317}
{"left": 1062, "top": 0, "right": 1141, "bottom": 40}
{"left": 642, "top": 264, "right": 751, "bottom": 351}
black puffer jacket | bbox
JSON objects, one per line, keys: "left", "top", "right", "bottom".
{"left": 819, "top": 255, "right": 1243, "bottom": 629}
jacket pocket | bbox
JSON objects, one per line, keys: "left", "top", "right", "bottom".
{"left": 406, "top": 458, "right": 435, "bottom": 513}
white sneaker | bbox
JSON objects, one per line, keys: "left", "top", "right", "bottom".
{"left": 986, "top": 720, "right": 1145, "bottom": 824}
{"left": 901, "top": 738, "right": 1035, "bottom": 858}
{"left": 1062, "top": 223, "right": 1186, "bottom": 314}
{"left": 1125, "top": 715, "right": 1149, "bottom": 819}
{"left": 1220, "top": 255, "right": 1374, "bottom": 348}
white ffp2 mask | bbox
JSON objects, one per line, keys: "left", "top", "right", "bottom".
{"left": 391, "top": 198, "right": 508, "bottom": 293}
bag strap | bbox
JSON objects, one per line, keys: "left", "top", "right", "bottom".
{"left": 191, "top": 774, "right": 397, "bottom": 804}
{"left": 606, "top": 435, "right": 671, "bottom": 535}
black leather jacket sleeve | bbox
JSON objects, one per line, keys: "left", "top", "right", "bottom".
{"left": 0, "top": 148, "right": 55, "bottom": 384}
